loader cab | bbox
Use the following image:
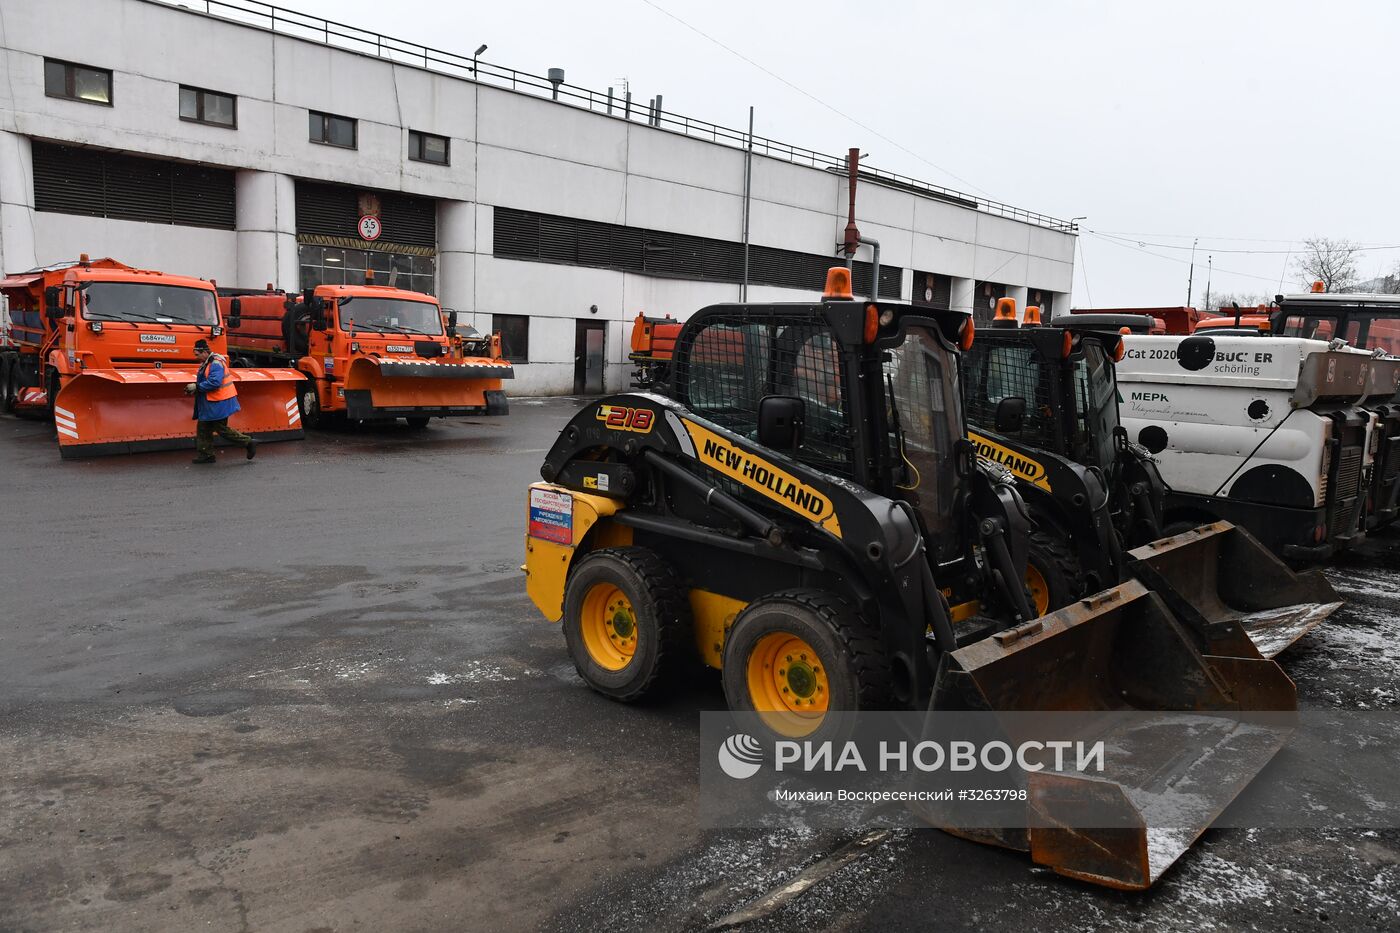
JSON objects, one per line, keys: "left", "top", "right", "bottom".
{"left": 670, "top": 297, "right": 973, "bottom": 562}
{"left": 962, "top": 326, "right": 1121, "bottom": 472}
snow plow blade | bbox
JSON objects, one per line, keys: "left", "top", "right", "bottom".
{"left": 1128, "top": 521, "right": 1342, "bottom": 659}
{"left": 343, "top": 357, "right": 512, "bottom": 419}
{"left": 53, "top": 367, "right": 305, "bottom": 459}
{"left": 925, "top": 578, "right": 1296, "bottom": 890}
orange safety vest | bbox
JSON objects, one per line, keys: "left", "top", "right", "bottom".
{"left": 202, "top": 353, "right": 238, "bottom": 402}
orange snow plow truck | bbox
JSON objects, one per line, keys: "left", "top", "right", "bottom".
{"left": 219, "top": 277, "right": 512, "bottom": 427}
{"left": 0, "top": 256, "right": 304, "bottom": 458}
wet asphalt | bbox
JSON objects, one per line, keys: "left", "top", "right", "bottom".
{"left": 0, "top": 399, "right": 1397, "bottom": 932}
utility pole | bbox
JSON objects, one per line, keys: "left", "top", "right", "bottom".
{"left": 1186, "top": 237, "right": 1198, "bottom": 307}
{"left": 1204, "top": 255, "right": 1213, "bottom": 314}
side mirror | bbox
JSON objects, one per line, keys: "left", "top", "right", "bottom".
{"left": 44, "top": 286, "right": 62, "bottom": 319}
{"left": 994, "top": 396, "right": 1027, "bottom": 434}
{"left": 757, "top": 395, "right": 805, "bottom": 452}
{"left": 308, "top": 297, "right": 327, "bottom": 331}
{"left": 227, "top": 297, "right": 242, "bottom": 330}
{"left": 446, "top": 309, "right": 458, "bottom": 330}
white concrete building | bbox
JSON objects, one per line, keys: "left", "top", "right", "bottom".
{"left": 0, "top": 0, "right": 1077, "bottom": 395}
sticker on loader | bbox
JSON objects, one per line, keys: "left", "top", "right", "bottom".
{"left": 969, "top": 431, "right": 1052, "bottom": 491}
{"left": 596, "top": 404, "right": 655, "bottom": 433}
{"left": 682, "top": 419, "right": 842, "bottom": 538}
{"left": 529, "top": 487, "right": 574, "bottom": 544}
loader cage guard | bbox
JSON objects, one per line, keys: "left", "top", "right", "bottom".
{"left": 962, "top": 337, "right": 1063, "bottom": 451}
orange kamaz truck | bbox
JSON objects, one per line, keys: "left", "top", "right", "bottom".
{"left": 219, "top": 277, "right": 511, "bottom": 427}
{"left": 0, "top": 256, "right": 304, "bottom": 458}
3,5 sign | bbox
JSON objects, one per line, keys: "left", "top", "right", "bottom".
{"left": 358, "top": 215, "right": 382, "bottom": 241}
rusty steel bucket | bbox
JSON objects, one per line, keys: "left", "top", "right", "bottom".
{"left": 1128, "top": 521, "right": 1342, "bottom": 659}
{"left": 924, "top": 578, "right": 1296, "bottom": 890}
{"left": 53, "top": 367, "right": 305, "bottom": 458}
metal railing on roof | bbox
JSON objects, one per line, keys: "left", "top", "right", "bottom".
{"left": 149, "top": 0, "right": 1078, "bottom": 233}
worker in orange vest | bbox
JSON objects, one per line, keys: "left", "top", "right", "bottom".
{"left": 185, "top": 339, "right": 257, "bottom": 464}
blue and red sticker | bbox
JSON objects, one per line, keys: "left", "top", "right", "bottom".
{"left": 529, "top": 487, "right": 573, "bottom": 544}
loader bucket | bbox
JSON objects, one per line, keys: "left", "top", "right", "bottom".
{"left": 343, "top": 357, "right": 512, "bottom": 418}
{"left": 53, "top": 368, "right": 304, "bottom": 459}
{"left": 926, "top": 578, "right": 1296, "bottom": 890}
{"left": 1127, "top": 521, "right": 1342, "bottom": 659}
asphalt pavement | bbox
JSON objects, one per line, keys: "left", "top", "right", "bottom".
{"left": 1, "top": 400, "right": 1397, "bottom": 932}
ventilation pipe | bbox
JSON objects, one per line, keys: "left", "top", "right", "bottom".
{"left": 841, "top": 148, "right": 881, "bottom": 301}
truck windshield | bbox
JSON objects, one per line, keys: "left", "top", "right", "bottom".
{"left": 1072, "top": 343, "right": 1119, "bottom": 469}
{"left": 337, "top": 297, "right": 443, "bottom": 336}
{"left": 81, "top": 282, "right": 218, "bottom": 325}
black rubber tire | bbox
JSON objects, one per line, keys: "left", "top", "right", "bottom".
{"left": 1024, "top": 527, "right": 1083, "bottom": 615}
{"left": 45, "top": 368, "right": 61, "bottom": 419}
{"left": 405, "top": 416, "right": 431, "bottom": 430}
{"left": 722, "top": 589, "right": 890, "bottom": 743}
{"left": 561, "top": 547, "right": 691, "bottom": 702}
{"left": 296, "top": 380, "right": 320, "bottom": 429}
{"left": 0, "top": 356, "right": 13, "bottom": 413}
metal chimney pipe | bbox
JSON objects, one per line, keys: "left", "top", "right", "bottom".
{"left": 843, "top": 147, "right": 861, "bottom": 267}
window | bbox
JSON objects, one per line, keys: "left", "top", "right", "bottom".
{"left": 32, "top": 142, "right": 235, "bottom": 229}
{"left": 309, "top": 111, "right": 357, "bottom": 149}
{"left": 44, "top": 59, "right": 111, "bottom": 105}
{"left": 409, "top": 130, "right": 450, "bottom": 165}
{"left": 297, "top": 245, "right": 435, "bottom": 295}
{"left": 495, "top": 314, "right": 530, "bottom": 362}
{"left": 179, "top": 85, "right": 236, "bottom": 127}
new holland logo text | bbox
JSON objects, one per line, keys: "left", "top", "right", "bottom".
{"left": 968, "top": 431, "right": 1051, "bottom": 491}
{"left": 683, "top": 420, "right": 842, "bottom": 538}
{"left": 596, "top": 405, "right": 655, "bottom": 433}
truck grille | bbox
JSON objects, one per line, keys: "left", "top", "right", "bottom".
{"left": 1327, "top": 445, "right": 1364, "bottom": 538}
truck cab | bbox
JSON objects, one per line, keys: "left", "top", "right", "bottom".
{"left": 221, "top": 280, "right": 512, "bottom": 427}
{"left": 0, "top": 256, "right": 304, "bottom": 457}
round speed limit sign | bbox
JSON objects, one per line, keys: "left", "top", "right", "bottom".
{"left": 358, "top": 215, "right": 382, "bottom": 241}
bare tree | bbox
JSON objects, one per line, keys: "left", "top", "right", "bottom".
{"left": 1200, "top": 291, "right": 1269, "bottom": 314}
{"left": 1292, "top": 237, "right": 1360, "bottom": 292}
{"left": 1378, "top": 263, "right": 1400, "bottom": 295}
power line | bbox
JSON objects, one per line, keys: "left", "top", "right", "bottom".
{"left": 1084, "top": 232, "right": 1286, "bottom": 286}
{"left": 1088, "top": 229, "right": 1400, "bottom": 256}
{"left": 635, "top": 0, "right": 994, "bottom": 198}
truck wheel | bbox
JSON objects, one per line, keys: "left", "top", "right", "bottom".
{"left": 722, "top": 589, "right": 889, "bottom": 741}
{"left": 46, "top": 369, "right": 61, "bottom": 418}
{"left": 562, "top": 547, "right": 691, "bottom": 702}
{"left": 0, "top": 357, "right": 13, "bottom": 412}
{"left": 1024, "top": 529, "right": 1082, "bottom": 616}
{"left": 296, "top": 383, "right": 320, "bottom": 429}
{"left": 405, "top": 416, "right": 431, "bottom": 430}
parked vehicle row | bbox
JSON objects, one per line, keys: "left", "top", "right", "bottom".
{"left": 0, "top": 256, "right": 511, "bottom": 458}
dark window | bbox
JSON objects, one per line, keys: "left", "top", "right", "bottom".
{"left": 1027, "top": 289, "right": 1055, "bottom": 319}
{"left": 912, "top": 271, "right": 953, "bottom": 309}
{"left": 294, "top": 181, "right": 436, "bottom": 249}
{"left": 495, "top": 313, "right": 530, "bottom": 362}
{"left": 31, "top": 142, "right": 234, "bottom": 229}
{"left": 493, "top": 207, "right": 901, "bottom": 298}
{"left": 44, "top": 59, "right": 111, "bottom": 105}
{"left": 409, "top": 130, "right": 449, "bottom": 165}
{"left": 972, "top": 281, "right": 1008, "bottom": 324}
{"left": 179, "top": 85, "right": 236, "bottom": 127}
{"left": 309, "top": 110, "right": 357, "bottom": 148}
{"left": 961, "top": 338, "right": 1059, "bottom": 451}
{"left": 297, "top": 245, "right": 435, "bottom": 295}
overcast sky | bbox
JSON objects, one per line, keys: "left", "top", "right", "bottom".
{"left": 292, "top": 0, "right": 1399, "bottom": 307}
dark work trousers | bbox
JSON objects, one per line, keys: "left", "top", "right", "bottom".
{"left": 195, "top": 418, "right": 253, "bottom": 459}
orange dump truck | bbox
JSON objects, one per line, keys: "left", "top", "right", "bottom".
{"left": 220, "top": 280, "right": 512, "bottom": 427}
{"left": 0, "top": 256, "right": 304, "bottom": 458}
{"left": 628, "top": 312, "right": 682, "bottom": 389}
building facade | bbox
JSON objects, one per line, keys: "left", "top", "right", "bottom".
{"left": 0, "top": 0, "right": 1077, "bottom": 395}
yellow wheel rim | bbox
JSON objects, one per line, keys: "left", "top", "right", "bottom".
{"left": 1025, "top": 564, "right": 1050, "bottom": 616}
{"left": 580, "top": 583, "right": 638, "bottom": 671}
{"left": 745, "top": 632, "right": 830, "bottom": 738}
